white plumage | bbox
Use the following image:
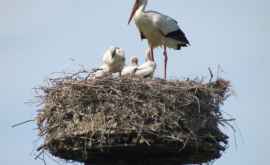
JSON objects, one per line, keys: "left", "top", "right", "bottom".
{"left": 121, "top": 56, "right": 139, "bottom": 77}
{"left": 92, "top": 65, "right": 110, "bottom": 79}
{"left": 128, "top": 0, "right": 190, "bottom": 79}
{"left": 93, "top": 46, "right": 126, "bottom": 79}
{"left": 134, "top": 48, "right": 156, "bottom": 79}
{"left": 102, "top": 46, "right": 126, "bottom": 73}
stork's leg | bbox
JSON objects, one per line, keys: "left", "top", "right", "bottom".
{"left": 163, "top": 45, "right": 168, "bottom": 80}
{"left": 150, "top": 46, "right": 155, "bottom": 61}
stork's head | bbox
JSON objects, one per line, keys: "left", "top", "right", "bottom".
{"left": 107, "top": 46, "right": 124, "bottom": 58}
{"left": 128, "top": 0, "right": 148, "bottom": 24}
{"left": 131, "top": 56, "right": 139, "bottom": 66}
{"left": 103, "top": 46, "right": 125, "bottom": 65}
{"left": 114, "top": 47, "right": 125, "bottom": 59}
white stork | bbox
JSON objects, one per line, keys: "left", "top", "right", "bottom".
{"left": 93, "top": 46, "right": 126, "bottom": 79}
{"left": 92, "top": 64, "right": 110, "bottom": 79}
{"left": 128, "top": 0, "right": 190, "bottom": 79}
{"left": 134, "top": 48, "right": 156, "bottom": 79}
{"left": 102, "top": 46, "right": 126, "bottom": 74}
{"left": 121, "top": 56, "right": 139, "bottom": 77}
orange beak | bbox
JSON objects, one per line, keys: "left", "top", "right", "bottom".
{"left": 128, "top": 0, "right": 140, "bottom": 24}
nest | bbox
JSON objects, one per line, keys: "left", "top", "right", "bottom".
{"left": 36, "top": 73, "right": 232, "bottom": 165}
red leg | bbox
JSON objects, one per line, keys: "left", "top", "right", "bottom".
{"left": 163, "top": 45, "right": 168, "bottom": 80}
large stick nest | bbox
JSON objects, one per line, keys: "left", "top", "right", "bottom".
{"left": 36, "top": 73, "right": 232, "bottom": 165}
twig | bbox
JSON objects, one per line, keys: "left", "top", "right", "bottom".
{"left": 12, "top": 119, "right": 34, "bottom": 128}
{"left": 34, "top": 150, "right": 44, "bottom": 160}
{"left": 208, "top": 67, "right": 214, "bottom": 82}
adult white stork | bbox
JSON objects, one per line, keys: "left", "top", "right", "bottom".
{"left": 134, "top": 48, "right": 156, "bottom": 79}
{"left": 93, "top": 46, "right": 126, "bottom": 79}
{"left": 121, "top": 56, "right": 139, "bottom": 76}
{"left": 128, "top": 0, "right": 190, "bottom": 79}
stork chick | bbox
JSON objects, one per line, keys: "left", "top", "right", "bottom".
{"left": 121, "top": 56, "right": 139, "bottom": 77}
{"left": 102, "top": 46, "right": 126, "bottom": 74}
{"left": 134, "top": 48, "right": 156, "bottom": 79}
{"left": 93, "top": 46, "right": 126, "bottom": 79}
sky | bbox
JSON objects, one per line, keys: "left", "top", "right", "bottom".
{"left": 0, "top": 0, "right": 269, "bottom": 164}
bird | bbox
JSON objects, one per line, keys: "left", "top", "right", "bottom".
{"left": 92, "top": 64, "right": 111, "bottom": 79}
{"left": 134, "top": 48, "right": 156, "bottom": 79}
{"left": 121, "top": 56, "right": 139, "bottom": 77}
{"left": 92, "top": 46, "right": 126, "bottom": 79}
{"left": 102, "top": 46, "right": 126, "bottom": 74}
{"left": 128, "top": 0, "right": 190, "bottom": 79}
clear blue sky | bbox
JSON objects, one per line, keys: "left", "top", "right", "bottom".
{"left": 1, "top": 0, "right": 269, "bottom": 164}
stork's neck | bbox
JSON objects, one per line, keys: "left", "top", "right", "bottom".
{"left": 131, "top": 63, "right": 138, "bottom": 66}
{"left": 135, "top": 2, "right": 147, "bottom": 17}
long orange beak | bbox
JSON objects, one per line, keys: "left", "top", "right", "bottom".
{"left": 128, "top": 0, "right": 140, "bottom": 24}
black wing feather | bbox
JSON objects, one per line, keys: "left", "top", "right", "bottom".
{"left": 140, "top": 31, "right": 146, "bottom": 40}
{"left": 166, "top": 29, "right": 190, "bottom": 46}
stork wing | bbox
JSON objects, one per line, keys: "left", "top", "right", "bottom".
{"left": 146, "top": 11, "right": 190, "bottom": 45}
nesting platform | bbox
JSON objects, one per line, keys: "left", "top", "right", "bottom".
{"left": 36, "top": 75, "right": 232, "bottom": 165}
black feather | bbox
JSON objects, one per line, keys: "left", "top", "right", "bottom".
{"left": 111, "top": 48, "right": 117, "bottom": 58}
{"left": 140, "top": 31, "right": 146, "bottom": 40}
{"left": 92, "top": 68, "right": 103, "bottom": 72}
{"left": 166, "top": 29, "right": 190, "bottom": 46}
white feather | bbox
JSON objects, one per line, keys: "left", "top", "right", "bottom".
{"left": 135, "top": 61, "right": 156, "bottom": 78}
{"left": 122, "top": 57, "right": 139, "bottom": 76}
{"left": 122, "top": 65, "right": 138, "bottom": 76}
{"left": 146, "top": 11, "right": 179, "bottom": 35}
{"left": 134, "top": 49, "right": 156, "bottom": 78}
{"left": 92, "top": 46, "right": 126, "bottom": 79}
{"left": 102, "top": 46, "right": 126, "bottom": 73}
